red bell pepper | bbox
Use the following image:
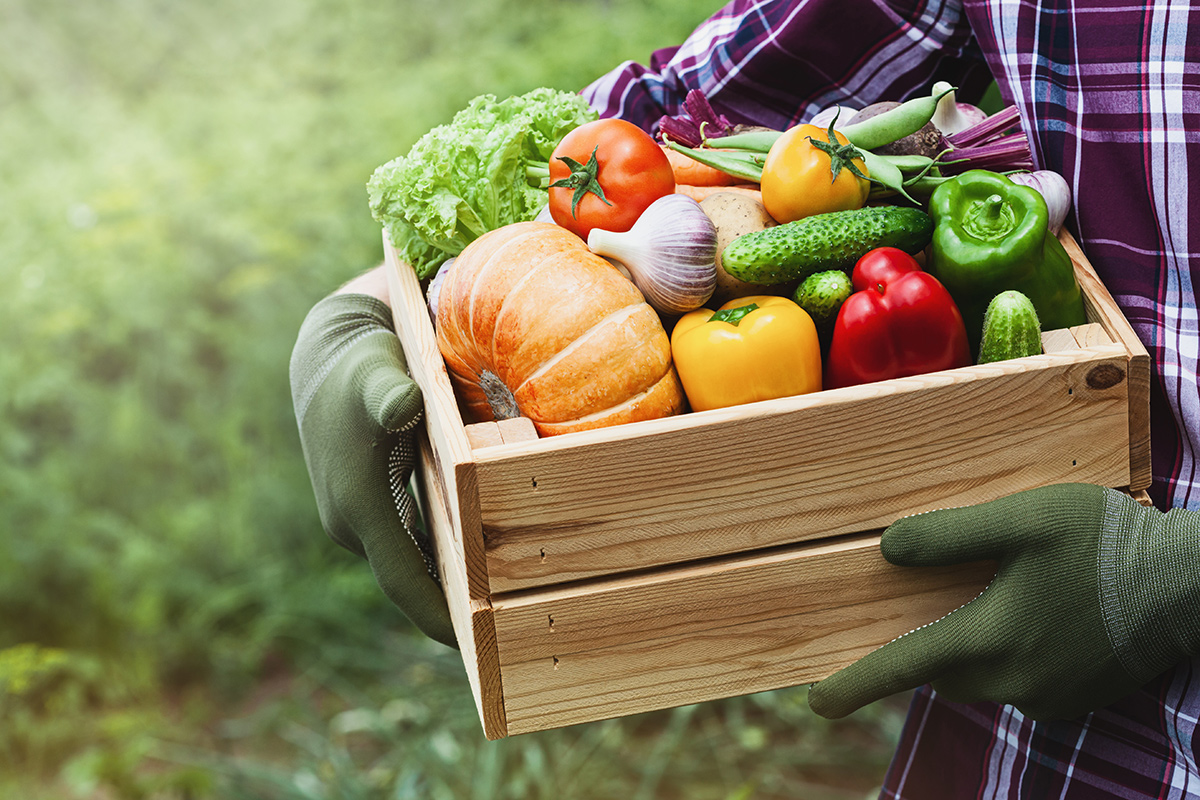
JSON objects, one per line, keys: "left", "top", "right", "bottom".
{"left": 825, "top": 247, "right": 971, "bottom": 389}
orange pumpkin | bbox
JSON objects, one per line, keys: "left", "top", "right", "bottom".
{"left": 435, "top": 221, "right": 685, "bottom": 436}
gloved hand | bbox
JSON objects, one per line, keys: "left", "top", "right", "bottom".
{"left": 808, "top": 483, "right": 1200, "bottom": 720}
{"left": 289, "top": 290, "right": 456, "bottom": 648}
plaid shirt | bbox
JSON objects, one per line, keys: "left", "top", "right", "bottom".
{"left": 584, "top": 0, "right": 1200, "bottom": 796}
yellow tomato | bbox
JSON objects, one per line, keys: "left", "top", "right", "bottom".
{"left": 670, "top": 296, "right": 822, "bottom": 412}
{"left": 760, "top": 123, "right": 871, "bottom": 223}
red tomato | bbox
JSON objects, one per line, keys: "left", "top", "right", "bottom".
{"left": 548, "top": 119, "right": 675, "bottom": 240}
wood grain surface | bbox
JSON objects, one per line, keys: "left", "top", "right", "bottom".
{"left": 384, "top": 226, "right": 1154, "bottom": 739}
{"left": 474, "top": 345, "right": 1133, "bottom": 590}
{"left": 1060, "top": 231, "right": 1151, "bottom": 489}
{"left": 491, "top": 532, "right": 995, "bottom": 734}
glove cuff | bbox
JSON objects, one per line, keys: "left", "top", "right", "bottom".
{"left": 290, "top": 292, "right": 395, "bottom": 427}
{"left": 1099, "top": 490, "right": 1200, "bottom": 681}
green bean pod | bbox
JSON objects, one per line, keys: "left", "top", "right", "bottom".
{"left": 665, "top": 141, "right": 765, "bottom": 182}
{"left": 700, "top": 130, "right": 782, "bottom": 153}
{"left": 877, "top": 154, "right": 939, "bottom": 175}
{"left": 859, "top": 150, "right": 917, "bottom": 204}
{"left": 838, "top": 87, "right": 955, "bottom": 151}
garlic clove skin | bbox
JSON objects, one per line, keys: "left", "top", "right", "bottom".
{"left": 587, "top": 194, "right": 717, "bottom": 316}
{"left": 1008, "top": 170, "right": 1072, "bottom": 235}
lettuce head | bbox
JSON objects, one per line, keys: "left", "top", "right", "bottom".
{"left": 367, "top": 88, "right": 598, "bottom": 279}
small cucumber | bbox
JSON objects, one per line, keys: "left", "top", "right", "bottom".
{"left": 722, "top": 206, "right": 933, "bottom": 285}
{"left": 793, "top": 270, "right": 852, "bottom": 332}
{"left": 978, "top": 290, "right": 1043, "bottom": 364}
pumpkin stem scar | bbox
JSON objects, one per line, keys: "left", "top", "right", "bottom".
{"left": 480, "top": 370, "right": 521, "bottom": 420}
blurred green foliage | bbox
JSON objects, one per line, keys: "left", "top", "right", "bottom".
{"left": 0, "top": 0, "right": 907, "bottom": 796}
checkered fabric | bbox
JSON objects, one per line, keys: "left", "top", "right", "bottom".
{"left": 582, "top": 1, "right": 1200, "bottom": 794}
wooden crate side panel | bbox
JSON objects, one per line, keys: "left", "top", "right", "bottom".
{"left": 385, "top": 238, "right": 491, "bottom": 599}
{"left": 476, "top": 347, "right": 1132, "bottom": 591}
{"left": 492, "top": 535, "right": 995, "bottom": 734}
{"left": 1062, "top": 231, "right": 1152, "bottom": 489}
{"left": 416, "top": 434, "right": 507, "bottom": 739}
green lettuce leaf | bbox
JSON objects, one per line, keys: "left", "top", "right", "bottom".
{"left": 367, "top": 88, "right": 598, "bottom": 279}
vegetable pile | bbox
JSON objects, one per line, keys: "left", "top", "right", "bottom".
{"left": 369, "top": 84, "right": 1088, "bottom": 435}
{"left": 367, "top": 88, "right": 598, "bottom": 279}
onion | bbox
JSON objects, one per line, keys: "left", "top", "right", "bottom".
{"left": 1009, "top": 170, "right": 1072, "bottom": 234}
{"left": 586, "top": 194, "right": 717, "bottom": 315}
{"left": 807, "top": 104, "right": 856, "bottom": 130}
{"left": 931, "top": 81, "right": 988, "bottom": 136}
{"left": 426, "top": 256, "right": 455, "bottom": 323}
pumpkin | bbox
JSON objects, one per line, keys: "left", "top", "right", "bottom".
{"left": 435, "top": 221, "right": 685, "bottom": 436}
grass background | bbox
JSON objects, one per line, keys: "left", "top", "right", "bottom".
{"left": 0, "top": 0, "right": 910, "bottom": 797}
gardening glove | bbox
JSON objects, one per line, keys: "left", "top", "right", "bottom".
{"left": 290, "top": 292, "right": 457, "bottom": 648}
{"left": 807, "top": 483, "right": 1200, "bottom": 721}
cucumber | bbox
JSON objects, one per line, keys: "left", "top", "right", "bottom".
{"left": 793, "top": 270, "right": 852, "bottom": 332}
{"left": 978, "top": 290, "right": 1043, "bottom": 364}
{"left": 721, "top": 206, "right": 933, "bottom": 285}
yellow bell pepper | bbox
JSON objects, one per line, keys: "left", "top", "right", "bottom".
{"left": 670, "top": 295, "right": 822, "bottom": 412}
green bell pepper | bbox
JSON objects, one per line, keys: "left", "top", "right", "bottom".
{"left": 926, "top": 169, "right": 1087, "bottom": 349}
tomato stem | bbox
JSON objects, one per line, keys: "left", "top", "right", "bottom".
{"left": 550, "top": 146, "right": 612, "bottom": 218}
{"left": 805, "top": 115, "right": 870, "bottom": 185}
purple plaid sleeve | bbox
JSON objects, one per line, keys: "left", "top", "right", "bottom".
{"left": 881, "top": 2, "right": 1200, "bottom": 792}
{"left": 580, "top": 0, "right": 993, "bottom": 133}
{"left": 964, "top": 0, "right": 1200, "bottom": 517}
{"left": 882, "top": 665, "right": 1200, "bottom": 798}
{"left": 584, "top": 0, "right": 1200, "bottom": 795}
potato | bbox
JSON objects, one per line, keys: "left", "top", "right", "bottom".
{"left": 699, "top": 192, "right": 789, "bottom": 305}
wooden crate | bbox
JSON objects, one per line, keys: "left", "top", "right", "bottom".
{"left": 384, "top": 229, "right": 1150, "bottom": 739}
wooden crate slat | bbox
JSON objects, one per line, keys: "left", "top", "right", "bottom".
{"left": 415, "top": 433, "right": 506, "bottom": 739}
{"left": 490, "top": 533, "right": 988, "bottom": 662}
{"left": 1071, "top": 322, "right": 1111, "bottom": 348}
{"left": 1040, "top": 327, "right": 1079, "bottom": 352}
{"left": 1060, "top": 231, "right": 1152, "bottom": 489}
{"left": 493, "top": 534, "right": 994, "bottom": 733}
{"left": 465, "top": 421, "right": 505, "bottom": 449}
{"left": 384, "top": 236, "right": 491, "bottom": 600}
{"left": 475, "top": 347, "right": 1132, "bottom": 590}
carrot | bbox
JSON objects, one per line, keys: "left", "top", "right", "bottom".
{"left": 673, "top": 184, "right": 764, "bottom": 204}
{"left": 661, "top": 144, "right": 745, "bottom": 187}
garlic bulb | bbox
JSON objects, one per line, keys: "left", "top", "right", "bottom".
{"left": 587, "top": 194, "right": 717, "bottom": 315}
{"left": 1008, "top": 170, "right": 1072, "bottom": 235}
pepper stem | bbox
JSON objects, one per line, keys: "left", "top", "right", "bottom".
{"left": 710, "top": 303, "right": 759, "bottom": 326}
{"left": 984, "top": 194, "right": 1004, "bottom": 220}
{"left": 962, "top": 193, "right": 1017, "bottom": 240}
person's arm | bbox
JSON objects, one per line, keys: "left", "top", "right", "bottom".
{"left": 333, "top": 263, "right": 390, "bottom": 304}
{"left": 581, "top": 0, "right": 993, "bottom": 132}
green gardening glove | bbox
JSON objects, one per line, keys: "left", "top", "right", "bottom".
{"left": 808, "top": 483, "right": 1200, "bottom": 720}
{"left": 290, "top": 292, "right": 456, "bottom": 648}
